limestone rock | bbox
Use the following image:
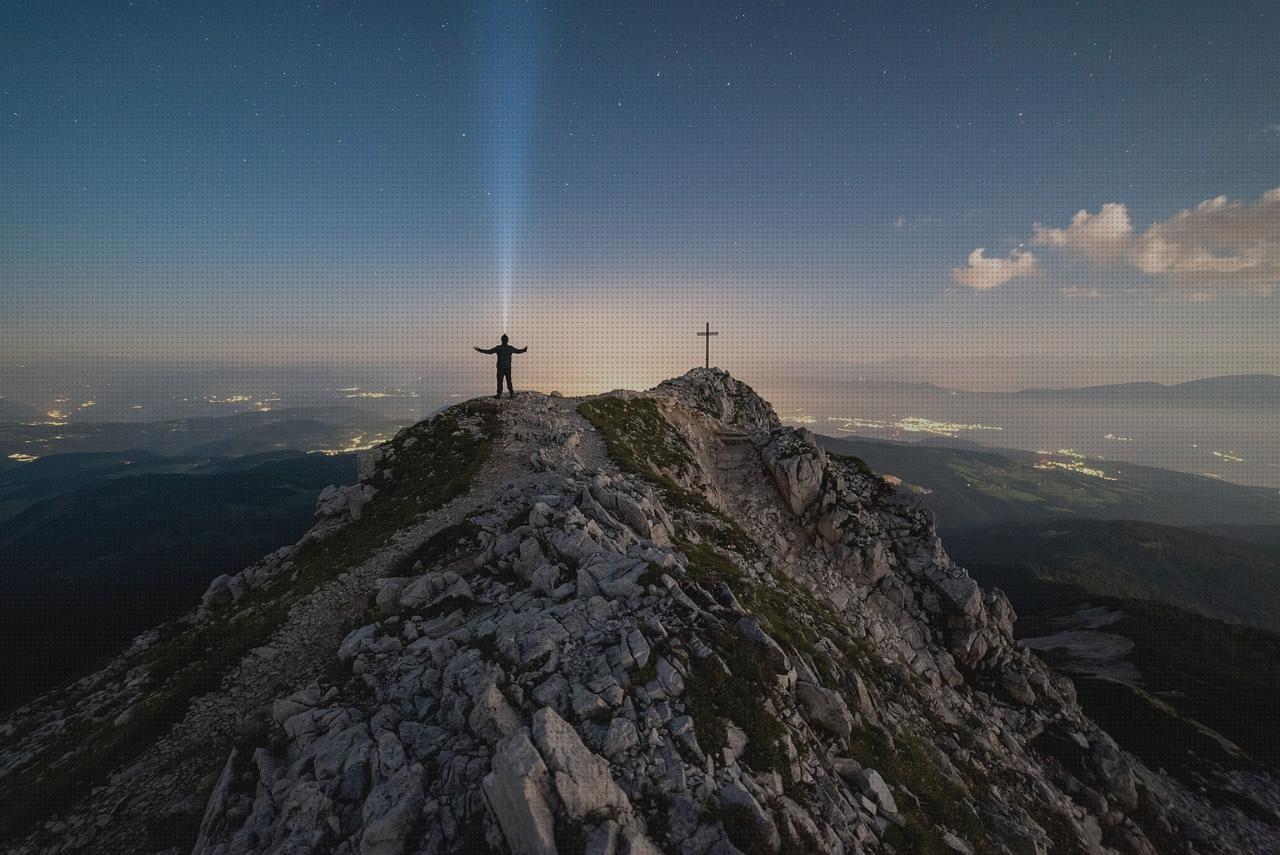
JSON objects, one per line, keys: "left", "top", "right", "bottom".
{"left": 532, "top": 706, "right": 631, "bottom": 821}
{"left": 483, "top": 730, "right": 558, "bottom": 855}
{"left": 795, "top": 681, "right": 854, "bottom": 737}
{"left": 855, "top": 768, "right": 899, "bottom": 816}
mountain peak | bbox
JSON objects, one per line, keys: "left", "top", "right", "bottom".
{"left": 649, "top": 367, "right": 781, "bottom": 433}
{"left": 2, "top": 374, "right": 1275, "bottom": 853}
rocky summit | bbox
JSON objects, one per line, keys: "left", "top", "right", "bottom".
{"left": 3, "top": 369, "right": 1279, "bottom": 855}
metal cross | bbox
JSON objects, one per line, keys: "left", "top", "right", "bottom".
{"left": 696, "top": 321, "right": 719, "bottom": 369}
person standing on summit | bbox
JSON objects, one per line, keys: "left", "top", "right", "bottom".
{"left": 473, "top": 334, "right": 527, "bottom": 399}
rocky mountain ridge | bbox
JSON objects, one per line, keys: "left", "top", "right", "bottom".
{"left": 2, "top": 369, "right": 1278, "bottom": 854}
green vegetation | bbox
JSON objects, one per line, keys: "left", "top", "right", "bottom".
{"left": 1070, "top": 677, "right": 1246, "bottom": 784}
{"left": 679, "top": 537, "right": 745, "bottom": 584}
{"left": 1112, "top": 599, "right": 1280, "bottom": 770}
{"left": 577, "top": 397, "right": 712, "bottom": 512}
{"left": 288, "top": 401, "right": 499, "bottom": 592}
{"left": 708, "top": 800, "right": 774, "bottom": 855}
{"left": 0, "top": 400, "right": 500, "bottom": 845}
{"left": 387, "top": 517, "right": 483, "bottom": 578}
{"left": 687, "top": 628, "right": 791, "bottom": 780}
{"left": 847, "top": 725, "right": 984, "bottom": 854}
{"left": 677, "top": 534, "right": 833, "bottom": 661}
{"left": 828, "top": 451, "right": 876, "bottom": 479}
{"left": 979, "top": 564, "right": 1280, "bottom": 772}
{"left": 578, "top": 397, "right": 694, "bottom": 476}
{"left": 582, "top": 392, "right": 1001, "bottom": 842}
{"left": 578, "top": 395, "right": 766, "bottom": 565}
{"left": 0, "top": 593, "right": 288, "bottom": 841}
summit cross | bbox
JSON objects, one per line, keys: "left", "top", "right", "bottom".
{"left": 697, "top": 321, "right": 719, "bottom": 369}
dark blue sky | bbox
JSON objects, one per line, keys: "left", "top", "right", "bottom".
{"left": 3, "top": 1, "right": 1278, "bottom": 389}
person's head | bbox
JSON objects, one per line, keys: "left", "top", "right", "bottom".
{"left": 501, "top": 334, "right": 509, "bottom": 344}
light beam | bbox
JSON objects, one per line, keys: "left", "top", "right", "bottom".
{"left": 486, "top": 2, "right": 539, "bottom": 331}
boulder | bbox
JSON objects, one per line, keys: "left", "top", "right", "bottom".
{"left": 716, "top": 782, "right": 781, "bottom": 854}
{"left": 482, "top": 730, "right": 558, "bottom": 855}
{"left": 1001, "top": 671, "right": 1037, "bottom": 707}
{"left": 531, "top": 707, "right": 630, "bottom": 820}
{"left": 764, "top": 444, "right": 826, "bottom": 516}
{"left": 854, "top": 768, "right": 898, "bottom": 816}
{"left": 795, "top": 681, "right": 853, "bottom": 737}
{"left": 201, "top": 575, "right": 234, "bottom": 610}
{"left": 359, "top": 763, "right": 425, "bottom": 855}
{"left": 603, "top": 717, "right": 639, "bottom": 758}
{"left": 936, "top": 576, "right": 983, "bottom": 617}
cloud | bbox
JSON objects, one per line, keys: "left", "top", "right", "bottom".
{"left": 962, "top": 186, "right": 1280, "bottom": 292}
{"left": 1033, "top": 202, "right": 1133, "bottom": 263}
{"left": 950, "top": 248, "right": 1039, "bottom": 290}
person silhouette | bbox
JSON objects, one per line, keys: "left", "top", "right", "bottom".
{"left": 474, "top": 334, "right": 527, "bottom": 399}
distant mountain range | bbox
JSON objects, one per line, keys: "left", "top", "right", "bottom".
{"left": 839, "top": 350, "right": 1280, "bottom": 392}
{"left": 819, "top": 373, "right": 1280, "bottom": 405}
{"left": 1010, "top": 374, "right": 1280, "bottom": 408}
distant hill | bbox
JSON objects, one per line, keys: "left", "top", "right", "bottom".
{"left": 1012, "top": 374, "right": 1280, "bottom": 409}
{"left": 1188, "top": 524, "right": 1280, "bottom": 548}
{"left": 0, "top": 452, "right": 357, "bottom": 713}
{"left": 947, "top": 518, "right": 1280, "bottom": 633}
{"left": 818, "top": 434, "right": 1280, "bottom": 532}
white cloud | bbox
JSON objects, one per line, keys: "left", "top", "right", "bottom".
{"left": 950, "top": 248, "right": 1039, "bottom": 290}
{"left": 1008, "top": 186, "right": 1280, "bottom": 292}
{"left": 1033, "top": 202, "right": 1133, "bottom": 262}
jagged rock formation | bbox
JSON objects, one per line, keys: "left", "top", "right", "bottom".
{"left": 3, "top": 369, "right": 1280, "bottom": 854}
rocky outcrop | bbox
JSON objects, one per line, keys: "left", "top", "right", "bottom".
{"left": 4, "top": 371, "right": 1279, "bottom": 854}
{"left": 652, "top": 368, "right": 781, "bottom": 434}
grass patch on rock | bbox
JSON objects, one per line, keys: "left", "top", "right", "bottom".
{"left": 387, "top": 517, "right": 483, "bottom": 578}
{"left": 688, "top": 628, "right": 791, "bottom": 781}
{"left": 829, "top": 451, "right": 876, "bottom": 479}
{"left": 577, "top": 397, "right": 720, "bottom": 515}
{"left": 847, "top": 724, "right": 984, "bottom": 851}
{"left": 708, "top": 801, "right": 774, "bottom": 855}
{"left": 290, "top": 400, "right": 498, "bottom": 592}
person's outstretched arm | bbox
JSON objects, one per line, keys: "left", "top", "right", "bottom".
{"left": 474, "top": 346, "right": 497, "bottom": 354}
{"left": 515, "top": 346, "right": 528, "bottom": 353}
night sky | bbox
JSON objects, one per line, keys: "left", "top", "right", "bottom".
{"left": 3, "top": 1, "right": 1279, "bottom": 393}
